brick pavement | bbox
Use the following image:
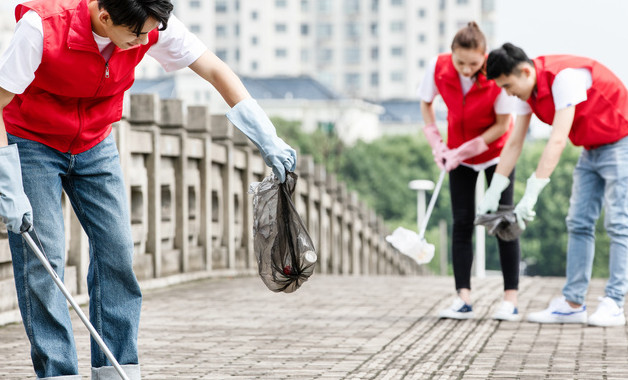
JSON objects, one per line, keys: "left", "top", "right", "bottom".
{"left": 1, "top": 275, "right": 627, "bottom": 379}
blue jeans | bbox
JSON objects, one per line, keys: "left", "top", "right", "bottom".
{"left": 8, "top": 133, "right": 141, "bottom": 379}
{"left": 563, "top": 135, "right": 628, "bottom": 307}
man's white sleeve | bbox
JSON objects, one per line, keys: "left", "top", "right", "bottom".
{"left": 493, "top": 89, "right": 516, "bottom": 115}
{"left": 416, "top": 56, "right": 439, "bottom": 103}
{"left": 147, "top": 14, "right": 208, "bottom": 72}
{"left": 551, "top": 68, "right": 591, "bottom": 110}
{"left": 0, "top": 10, "right": 43, "bottom": 94}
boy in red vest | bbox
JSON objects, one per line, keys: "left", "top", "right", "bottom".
{"left": 419, "top": 22, "right": 520, "bottom": 322}
{"left": 479, "top": 42, "right": 628, "bottom": 327}
{"left": 0, "top": 0, "right": 296, "bottom": 378}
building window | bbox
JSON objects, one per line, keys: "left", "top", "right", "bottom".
{"left": 457, "top": 0, "right": 469, "bottom": 4}
{"left": 345, "top": 48, "right": 360, "bottom": 64}
{"left": 215, "top": 0, "right": 227, "bottom": 12}
{"left": 317, "top": 24, "right": 333, "bottom": 38}
{"left": 275, "top": 0, "right": 287, "bottom": 7}
{"left": 370, "top": 72, "right": 379, "bottom": 86}
{"left": 301, "top": 24, "right": 309, "bottom": 35}
{"left": 391, "top": 47, "right": 403, "bottom": 57}
{"left": 418, "top": 34, "right": 426, "bottom": 43}
{"left": 439, "top": 21, "right": 445, "bottom": 36}
{"left": 301, "top": 49, "right": 309, "bottom": 63}
{"left": 190, "top": 24, "right": 201, "bottom": 34}
{"left": 346, "top": 23, "right": 361, "bottom": 38}
{"left": 251, "top": 61, "right": 258, "bottom": 71}
{"left": 190, "top": 0, "right": 201, "bottom": 8}
{"left": 215, "top": 25, "right": 226, "bottom": 37}
{"left": 483, "top": 0, "right": 495, "bottom": 12}
{"left": 418, "top": 59, "right": 425, "bottom": 68}
{"left": 275, "top": 24, "right": 287, "bottom": 33}
{"left": 418, "top": 8, "right": 426, "bottom": 18}
{"left": 370, "top": 23, "right": 378, "bottom": 37}
{"left": 234, "top": 24, "right": 240, "bottom": 36}
{"left": 301, "top": 0, "right": 309, "bottom": 12}
{"left": 439, "top": 0, "right": 446, "bottom": 10}
{"left": 371, "top": 47, "right": 379, "bottom": 60}
{"left": 251, "top": 36, "right": 258, "bottom": 45}
{"left": 344, "top": 0, "right": 359, "bottom": 14}
{"left": 391, "top": 71, "right": 404, "bottom": 82}
{"left": 317, "top": 49, "right": 333, "bottom": 64}
{"left": 275, "top": 49, "right": 287, "bottom": 58}
{"left": 390, "top": 21, "right": 404, "bottom": 32}
{"left": 371, "top": 0, "right": 379, "bottom": 11}
{"left": 318, "top": 0, "right": 332, "bottom": 13}
{"left": 391, "top": 0, "right": 403, "bottom": 5}
{"left": 251, "top": 11, "right": 258, "bottom": 20}
{"left": 345, "top": 73, "right": 361, "bottom": 89}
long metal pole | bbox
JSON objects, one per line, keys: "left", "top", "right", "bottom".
{"left": 22, "top": 231, "right": 130, "bottom": 380}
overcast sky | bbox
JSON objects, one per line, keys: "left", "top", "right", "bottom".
{"left": 494, "top": 0, "right": 628, "bottom": 84}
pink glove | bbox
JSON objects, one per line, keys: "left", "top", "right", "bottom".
{"left": 423, "top": 123, "right": 448, "bottom": 170}
{"left": 443, "top": 136, "right": 489, "bottom": 172}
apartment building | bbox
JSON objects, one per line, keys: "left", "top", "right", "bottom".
{"left": 137, "top": 0, "right": 493, "bottom": 101}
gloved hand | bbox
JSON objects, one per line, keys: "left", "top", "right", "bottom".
{"left": 226, "top": 98, "right": 297, "bottom": 182}
{"left": 514, "top": 172, "right": 550, "bottom": 230}
{"left": 422, "top": 123, "right": 448, "bottom": 170}
{"left": 443, "top": 136, "right": 488, "bottom": 172}
{"left": 0, "top": 144, "right": 33, "bottom": 234}
{"left": 477, "top": 172, "right": 510, "bottom": 214}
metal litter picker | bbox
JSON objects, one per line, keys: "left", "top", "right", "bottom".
{"left": 386, "top": 169, "right": 446, "bottom": 264}
{"left": 21, "top": 227, "right": 130, "bottom": 380}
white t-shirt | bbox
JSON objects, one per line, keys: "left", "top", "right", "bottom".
{"left": 0, "top": 10, "right": 207, "bottom": 95}
{"left": 514, "top": 68, "right": 592, "bottom": 115}
{"left": 417, "top": 56, "right": 516, "bottom": 171}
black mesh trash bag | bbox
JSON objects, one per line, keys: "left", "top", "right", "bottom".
{"left": 248, "top": 172, "right": 317, "bottom": 293}
{"left": 474, "top": 204, "right": 525, "bottom": 242}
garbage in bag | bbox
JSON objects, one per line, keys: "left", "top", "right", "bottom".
{"left": 248, "top": 172, "right": 317, "bottom": 293}
{"left": 474, "top": 205, "right": 525, "bottom": 241}
{"left": 386, "top": 226, "right": 435, "bottom": 265}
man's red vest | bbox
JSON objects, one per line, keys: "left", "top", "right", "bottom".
{"left": 528, "top": 55, "right": 628, "bottom": 150}
{"left": 3, "top": 0, "right": 159, "bottom": 154}
{"left": 434, "top": 53, "right": 512, "bottom": 165}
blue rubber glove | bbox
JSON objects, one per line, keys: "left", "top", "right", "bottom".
{"left": 477, "top": 173, "right": 510, "bottom": 214}
{"left": 514, "top": 173, "right": 550, "bottom": 230}
{"left": 0, "top": 144, "right": 33, "bottom": 233}
{"left": 226, "top": 98, "right": 297, "bottom": 183}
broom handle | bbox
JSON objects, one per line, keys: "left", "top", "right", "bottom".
{"left": 418, "top": 169, "right": 446, "bottom": 240}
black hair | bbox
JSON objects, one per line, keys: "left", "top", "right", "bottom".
{"left": 98, "top": 0, "right": 174, "bottom": 36}
{"left": 486, "top": 43, "right": 533, "bottom": 80}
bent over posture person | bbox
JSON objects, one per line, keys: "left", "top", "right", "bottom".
{"left": 479, "top": 42, "right": 628, "bottom": 327}
{"left": 418, "top": 22, "right": 521, "bottom": 321}
{"left": 0, "top": 0, "right": 296, "bottom": 378}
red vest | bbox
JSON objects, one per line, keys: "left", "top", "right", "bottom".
{"left": 528, "top": 55, "right": 628, "bottom": 150}
{"left": 3, "top": 0, "right": 159, "bottom": 154}
{"left": 434, "top": 53, "right": 512, "bottom": 164}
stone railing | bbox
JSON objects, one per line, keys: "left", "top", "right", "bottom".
{"left": 0, "top": 94, "right": 426, "bottom": 324}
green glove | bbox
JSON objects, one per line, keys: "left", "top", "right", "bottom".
{"left": 477, "top": 173, "right": 510, "bottom": 214}
{"left": 514, "top": 173, "right": 550, "bottom": 230}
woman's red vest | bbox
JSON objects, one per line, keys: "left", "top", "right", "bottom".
{"left": 434, "top": 53, "right": 512, "bottom": 165}
{"left": 528, "top": 55, "right": 628, "bottom": 150}
{"left": 3, "top": 0, "right": 159, "bottom": 154}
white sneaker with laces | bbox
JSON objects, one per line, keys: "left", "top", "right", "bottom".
{"left": 526, "top": 296, "right": 587, "bottom": 324}
{"left": 439, "top": 297, "right": 474, "bottom": 320}
{"left": 492, "top": 301, "right": 521, "bottom": 322}
{"left": 588, "top": 296, "right": 626, "bottom": 327}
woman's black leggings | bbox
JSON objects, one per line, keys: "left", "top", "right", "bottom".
{"left": 449, "top": 164, "right": 520, "bottom": 291}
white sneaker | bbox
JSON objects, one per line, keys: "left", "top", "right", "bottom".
{"left": 439, "top": 297, "right": 474, "bottom": 320}
{"left": 588, "top": 296, "right": 626, "bottom": 327}
{"left": 492, "top": 301, "right": 521, "bottom": 322}
{"left": 526, "top": 296, "right": 587, "bottom": 324}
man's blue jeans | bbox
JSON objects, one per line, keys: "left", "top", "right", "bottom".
{"left": 563, "top": 135, "right": 628, "bottom": 307}
{"left": 7, "top": 133, "right": 141, "bottom": 379}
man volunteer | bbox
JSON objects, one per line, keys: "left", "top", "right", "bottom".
{"left": 478, "top": 42, "right": 628, "bottom": 327}
{"left": 0, "top": 0, "right": 296, "bottom": 378}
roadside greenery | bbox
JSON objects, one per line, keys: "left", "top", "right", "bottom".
{"left": 274, "top": 118, "right": 610, "bottom": 277}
